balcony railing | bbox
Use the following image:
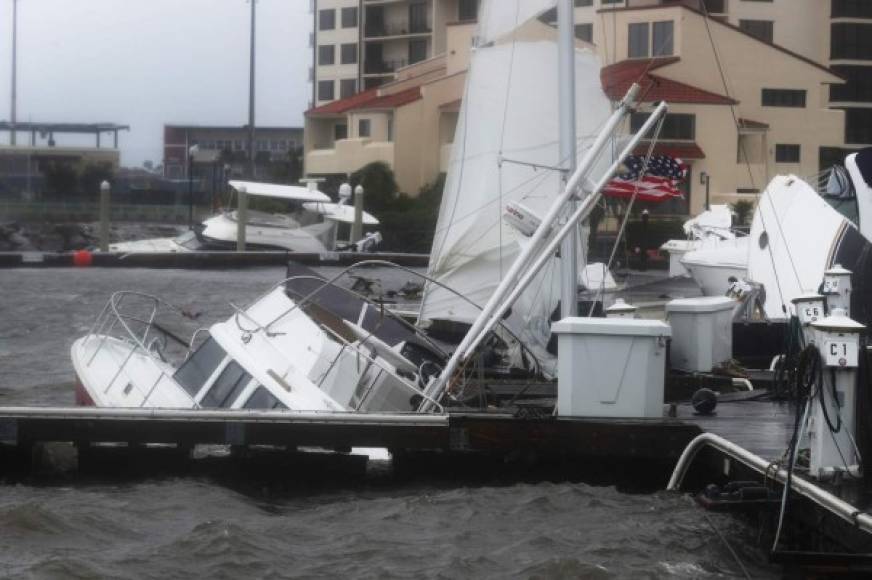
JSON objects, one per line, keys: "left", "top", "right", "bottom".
{"left": 364, "top": 58, "right": 408, "bottom": 74}
{"left": 364, "top": 22, "right": 431, "bottom": 38}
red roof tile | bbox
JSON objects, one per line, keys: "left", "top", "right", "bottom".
{"left": 633, "top": 142, "right": 706, "bottom": 160}
{"left": 601, "top": 58, "right": 738, "bottom": 105}
{"left": 307, "top": 87, "right": 422, "bottom": 115}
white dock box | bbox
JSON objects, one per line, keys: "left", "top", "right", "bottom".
{"left": 665, "top": 296, "right": 734, "bottom": 373}
{"left": 551, "top": 317, "right": 671, "bottom": 418}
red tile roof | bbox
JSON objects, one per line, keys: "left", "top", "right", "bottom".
{"left": 633, "top": 142, "right": 706, "bottom": 160}
{"left": 601, "top": 58, "right": 738, "bottom": 105}
{"left": 307, "top": 87, "right": 422, "bottom": 116}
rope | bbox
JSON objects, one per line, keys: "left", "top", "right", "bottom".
{"left": 587, "top": 112, "right": 667, "bottom": 314}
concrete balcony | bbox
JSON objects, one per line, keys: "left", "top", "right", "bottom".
{"left": 307, "top": 138, "right": 395, "bottom": 176}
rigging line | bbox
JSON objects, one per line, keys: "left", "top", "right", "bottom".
{"left": 495, "top": 0, "right": 522, "bottom": 283}
{"left": 428, "top": 33, "right": 477, "bottom": 276}
{"left": 587, "top": 113, "right": 667, "bottom": 315}
{"left": 697, "top": 0, "right": 796, "bottom": 313}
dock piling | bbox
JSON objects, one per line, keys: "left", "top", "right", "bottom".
{"left": 99, "top": 180, "right": 110, "bottom": 252}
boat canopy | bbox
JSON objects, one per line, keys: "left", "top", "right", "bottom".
{"left": 229, "top": 180, "right": 331, "bottom": 203}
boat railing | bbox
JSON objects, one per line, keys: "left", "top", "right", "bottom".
{"left": 258, "top": 260, "right": 547, "bottom": 379}
{"left": 83, "top": 291, "right": 200, "bottom": 408}
{"left": 316, "top": 321, "right": 445, "bottom": 414}
{"left": 224, "top": 291, "right": 445, "bottom": 414}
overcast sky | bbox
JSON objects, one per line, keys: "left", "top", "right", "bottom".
{"left": 0, "top": 0, "right": 311, "bottom": 167}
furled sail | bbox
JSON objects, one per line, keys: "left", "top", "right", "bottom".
{"left": 418, "top": 1, "right": 614, "bottom": 377}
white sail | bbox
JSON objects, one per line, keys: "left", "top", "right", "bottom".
{"left": 419, "top": 8, "right": 613, "bottom": 377}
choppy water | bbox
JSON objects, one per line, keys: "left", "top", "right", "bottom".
{"left": 0, "top": 268, "right": 778, "bottom": 578}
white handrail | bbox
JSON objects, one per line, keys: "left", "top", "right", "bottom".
{"left": 667, "top": 432, "right": 872, "bottom": 534}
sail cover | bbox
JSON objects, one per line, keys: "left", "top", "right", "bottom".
{"left": 418, "top": 3, "right": 613, "bottom": 377}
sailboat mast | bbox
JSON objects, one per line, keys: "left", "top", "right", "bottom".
{"left": 557, "top": 0, "right": 578, "bottom": 318}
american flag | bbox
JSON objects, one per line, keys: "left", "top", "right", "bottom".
{"left": 602, "top": 154, "right": 688, "bottom": 202}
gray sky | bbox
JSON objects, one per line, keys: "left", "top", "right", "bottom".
{"left": 0, "top": 0, "right": 311, "bottom": 167}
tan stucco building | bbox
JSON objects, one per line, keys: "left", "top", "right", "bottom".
{"left": 305, "top": 1, "right": 861, "bottom": 215}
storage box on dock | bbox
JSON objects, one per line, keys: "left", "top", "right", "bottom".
{"left": 551, "top": 317, "right": 671, "bottom": 418}
{"left": 665, "top": 297, "right": 734, "bottom": 373}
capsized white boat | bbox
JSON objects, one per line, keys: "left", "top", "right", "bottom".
{"left": 660, "top": 204, "right": 739, "bottom": 278}
{"left": 72, "top": 280, "right": 445, "bottom": 412}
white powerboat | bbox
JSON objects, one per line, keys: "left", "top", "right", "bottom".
{"left": 109, "top": 180, "right": 382, "bottom": 254}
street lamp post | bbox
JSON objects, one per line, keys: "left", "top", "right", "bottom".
{"left": 188, "top": 144, "right": 199, "bottom": 229}
{"left": 10, "top": 0, "right": 18, "bottom": 145}
{"left": 700, "top": 171, "right": 711, "bottom": 211}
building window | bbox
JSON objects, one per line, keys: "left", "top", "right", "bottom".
{"left": 775, "top": 144, "right": 801, "bottom": 163}
{"left": 409, "top": 39, "right": 428, "bottom": 64}
{"left": 319, "top": 9, "right": 335, "bottom": 31}
{"left": 409, "top": 2, "right": 429, "bottom": 33}
{"left": 575, "top": 23, "right": 593, "bottom": 42}
{"left": 831, "top": 23, "right": 872, "bottom": 61}
{"left": 832, "top": 0, "right": 872, "bottom": 18}
{"left": 699, "top": 0, "right": 725, "bottom": 13}
{"left": 846, "top": 109, "right": 872, "bottom": 144}
{"left": 652, "top": 21, "right": 673, "bottom": 56}
{"left": 601, "top": 0, "right": 623, "bottom": 4}
{"left": 739, "top": 20, "right": 774, "bottom": 43}
{"left": 628, "top": 23, "right": 649, "bottom": 58}
{"left": 830, "top": 65, "right": 872, "bottom": 103}
{"left": 762, "top": 89, "right": 806, "bottom": 107}
{"left": 340, "top": 43, "right": 357, "bottom": 65}
{"left": 334, "top": 123, "right": 348, "bottom": 141}
{"left": 318, "top": 80, "right": 334, "bottom": 101}
{"left": 341, "top": 6, "right": 358, "bottom": 28}
{"left": 630, "top": 112, "right": 696, "bottom": 140}
{"left": 459, "top": 0, "right": 478, "bottom": 21}
{"left": 575, "top": 0, "right": 593, "bottom": 6}
{"left": 318, "top": 44, "right": 335, "bottom": 66}
{"left": 359, "top": 119, "right": 371, "bottom": 138}
{"left": 340, "top": 78, "right": 357, "bottom": 99}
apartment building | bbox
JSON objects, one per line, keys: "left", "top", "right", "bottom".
{"left": 304, "top": 1, "right": 860, "bottom": 215}
{"left": 311, "top": 0, "right": 479, "bottom": 107}
{"left": 567, "top": 0, "right": 872, "bottom": 162}
{"left": 163, "top": 125, "right": 303, "bottom": 180}
{"left": 305, "top": 21, "right": 474, "bottom": 194}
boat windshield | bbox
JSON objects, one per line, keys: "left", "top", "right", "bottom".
{"left": 199, "top": 360, "right": 253, "bottom": 408}
{"left": 173, "top": 336, "right": 226, "bottom": 397}
{"left": 174, "top": 230, "right": 202, "bottom": 250}
{"left": 821, "top": 165, "right": 859, "bottom": 223}
{"left": 243, "top": 386, "right": 287, "bottom": 410}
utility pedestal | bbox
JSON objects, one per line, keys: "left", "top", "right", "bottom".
{"left": 808, "top": 308, "right": 864, "bottom": 479}
{"left": 791, "top": 293, "right": 825, "bottom": 346}
{"left": 823, "top": 264, "right": 853, "bottom": 317}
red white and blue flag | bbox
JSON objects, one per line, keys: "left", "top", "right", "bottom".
{"left": 602, "top": 154, "right": 688, "bottom": 202}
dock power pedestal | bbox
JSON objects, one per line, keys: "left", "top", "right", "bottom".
{"left": 808, "top": 308, "right": 865, "bottom": 479}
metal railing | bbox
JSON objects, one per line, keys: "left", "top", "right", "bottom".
{"left": 83, "top": 291, "right": 202, "bottom": 408}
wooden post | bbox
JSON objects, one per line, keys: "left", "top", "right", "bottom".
{"left": 237, "top": 185, "right": 247, "bottom": 252}
{"left": 99, "top": 180, "right": 110, "bottom": 252}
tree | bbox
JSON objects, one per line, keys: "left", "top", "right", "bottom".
{"left": 79, "top": 162, "right": 115, "bottom": 199}
{"left": 350, "top": 161, "right": 399, "bottom": 213}
{"left": 41, "top": 160, "right": 79, "bottom": 199}
{"left": 731, "top": 200, "right": 755, "bottom": 226}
